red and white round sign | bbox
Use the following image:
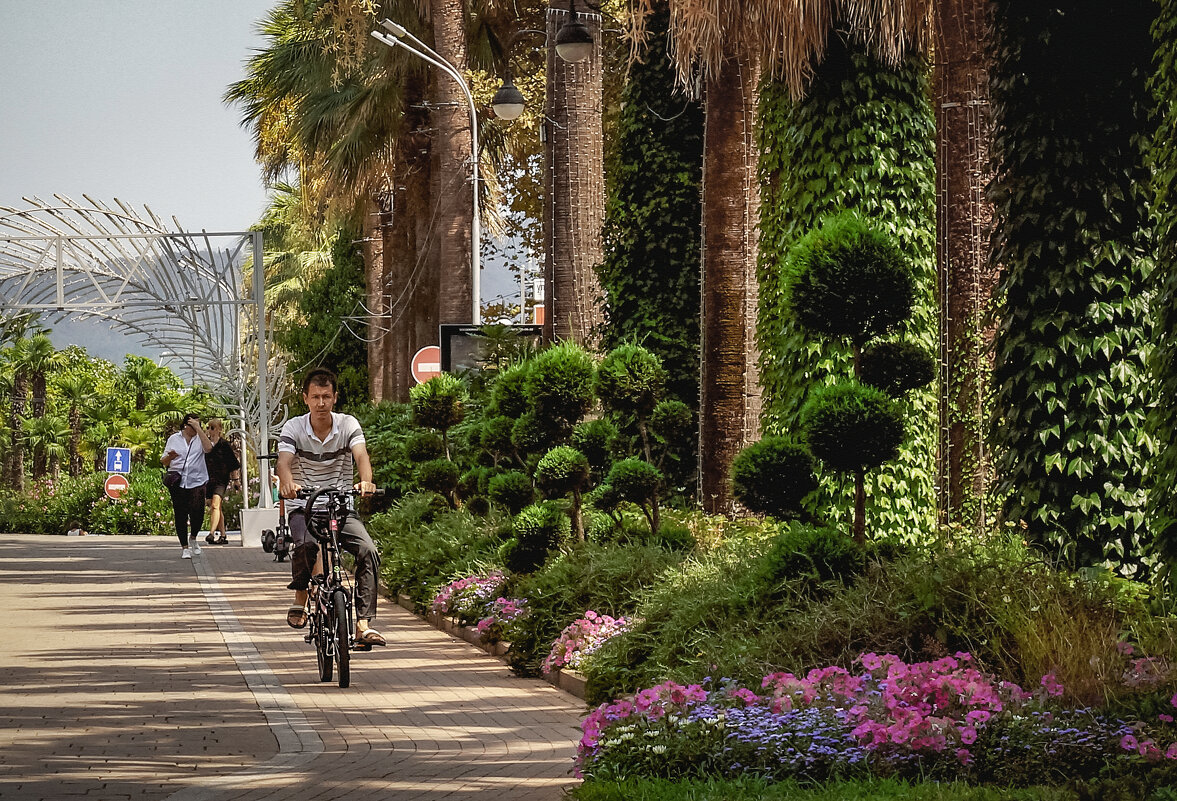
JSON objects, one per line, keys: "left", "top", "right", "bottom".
{"left": 411, "top": 345, "right": 442, "bottom": 384}
{"left": 105, "top": 473, "right": 130, "bottom": 500}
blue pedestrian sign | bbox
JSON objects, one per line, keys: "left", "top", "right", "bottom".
{"left": 106, "top": 447, "right": 132, "bottom": 474}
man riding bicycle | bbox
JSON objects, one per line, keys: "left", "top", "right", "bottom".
{"left": 277, "top": 367, "right": 386, "bottom": 648}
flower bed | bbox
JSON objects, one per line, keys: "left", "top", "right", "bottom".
{"left": 544, "top": 611, "right": 634, "bottom": 675}
{"left": 577, "top": 653, "right": 1177, "bottom": 790}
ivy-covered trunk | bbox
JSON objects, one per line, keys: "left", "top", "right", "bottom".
{"left": 1150, "top": 0, "right": 1177, "bottom": 567}
{"left": 363, "top": 195, "right": 387, "bottom": 402}
{"left": 598, "top": 6, "right": 703, "bottom": 406}
{"left": 988, "top": 1, "right": 1156, "bottom": 576}
{"left": 698, "top": 45, "right": 762, "bottom": 515}
{"left": 757, "top": 35, "right": 937, "bottom": 539}
{"left": 933, "top": 0, "right": 997, "bottom": 528}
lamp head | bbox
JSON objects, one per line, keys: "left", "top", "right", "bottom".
{"left": 492, "top": 77, "right": 526, "bottom": 121}
{"left": 555, "top": 14, "right": 593, "bottom": 62}
{"left": 380, "top": 18, "right": 409, "bottom": 38}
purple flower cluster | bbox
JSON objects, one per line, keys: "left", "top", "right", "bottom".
{"left": 543, "top": 610, "right": 633, "bottom": 675}
{"left": 475, "top": 596, "right": 529, "bottom": 638}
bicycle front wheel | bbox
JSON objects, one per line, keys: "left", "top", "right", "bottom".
{"left": 333, "top": 589, "right": 351, "bottom": 688}
{"left": 315, "top": 600, "right": 333, "bottom": 683}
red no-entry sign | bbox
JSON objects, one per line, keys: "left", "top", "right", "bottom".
{"left": 104, "top": 473, "right": 130, "bottom": 500}
{"left": 411, "top": 345, "right": 442, "bottom": 384}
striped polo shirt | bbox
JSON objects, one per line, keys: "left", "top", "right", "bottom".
{"left": 277, "top": 412, "right": 366, "bottom": 510}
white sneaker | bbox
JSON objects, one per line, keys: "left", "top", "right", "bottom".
{"left": 182, "top": 549, "right": 192, "bottom": 559}
{"left": 191, "top": 541, "right": 202, "bottom": 555}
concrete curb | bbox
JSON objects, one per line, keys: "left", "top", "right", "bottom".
{"left": 394, "top": 593, "right": 588, "bottom": 702}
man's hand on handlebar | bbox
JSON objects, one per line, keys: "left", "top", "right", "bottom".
{"left": 279, "top": 477, "right": 301, "bottom": 499}
{"left": 354, "top": 480, "right": 377, "bottom": 496}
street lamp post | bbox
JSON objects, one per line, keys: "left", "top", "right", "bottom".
{"left": 370, "top": 20, "right": 482, "bottom": 325}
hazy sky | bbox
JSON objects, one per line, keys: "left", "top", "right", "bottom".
{"left": 1, "top": 1, "right": 519, "bottom": 367}
{"left": 1, "top": 0, "right": 275, "bottom": 363}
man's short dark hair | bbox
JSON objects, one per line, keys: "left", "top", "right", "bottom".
{"left": 181, "top": 412, "right": 200, "bottom": 428}
{"left": 303, "top": 367, "right": 337, "bottom": 394}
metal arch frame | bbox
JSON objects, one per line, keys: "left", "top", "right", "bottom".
{"left": 0, "top": 195, "right": 278, "bottom": 508}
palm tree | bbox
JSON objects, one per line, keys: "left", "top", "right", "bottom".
{"left": 24, "top": 334, "right": 57, "bottom": 420}
{"left": 120, "top": 355, "right": 176, "bottom": 413}
{"left": 4, "top": 337, "right": 36, "bottom": 490}
{"left": 23, "top": 415, "right": 69, "bottom": 481}
{"left": 54, "top": 374, "right": 92, "bottom": 477}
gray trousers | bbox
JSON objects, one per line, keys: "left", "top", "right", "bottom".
{"left": 286, "top": 509, "right": 381, "bottom": 622}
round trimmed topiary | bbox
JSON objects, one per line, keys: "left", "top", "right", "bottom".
{"left": 605, "top": 457, "right": 664, "bottom": 534}
{"left": 489, "top": 361, "right": 531, "bottom": 418}
{"left": 405, "top": 431, "right": 445, "bottom": 463}
{"left": 535, "top": 446, "right": 591, "bottom": 497}
{"left": 595, "top": 343, "right": 668, "bottom": 417}
{"left": 410, "top": 373, "right": 467, "bottom": 432}
{"left": 860, "top": 341, "right": 936, "bottom": 397}
{"left": 511, "top": 411, "right": 555, "bottom": 457}
{"left": 650, "top": 398, "right": 693, "bottom": 444}
{"left": 465, "top": 496, "right": 491, "bottom": 517}
{"left": 801, "top": 383, "right": 905, "bottom": 473}
{"left": 508, "top": 501, "right": 569, "bottom": 573}
{"left": 525, "top": 341, "right": 596, "bottom": 427}
{"left": 787, "top": 213, "right": 916, "bottom": 347}
{"left": 572, "top": 418, "right": 617, "bottom": 471}
{"left": 480, "top": 415, "right": 516, "bottom": 464}
{"left": 416, "top": 458, "right": 460, "bottom": 503}
{"left": 488, "top": 470, "right": 535, "bottom": 515}
{"left": 730, "top": 436, "right": 819, "bottom": 519}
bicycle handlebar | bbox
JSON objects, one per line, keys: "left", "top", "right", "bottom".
{"left": 294, "top": 485, "right": 387, "bottom": 500}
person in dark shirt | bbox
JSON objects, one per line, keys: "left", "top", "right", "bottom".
{"left": 204, "top": 418, "right": 240, "bottom": 545}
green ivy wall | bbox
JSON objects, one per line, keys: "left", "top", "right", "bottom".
{"left": 988, "top": 1, "right": 1156, "bottom": 575}
{"left": 756, "top": 35, "right": 937, "bottom": 538}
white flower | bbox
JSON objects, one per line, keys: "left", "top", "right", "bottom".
{"left": 650, "top": 745, "right": 667, "bottom": 754}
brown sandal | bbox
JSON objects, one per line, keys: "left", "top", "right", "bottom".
{"left": 286, "top": 605, "right": 308, "bottom": 629}
{"left": 357, "top": 628, "right": 386, "bottom": 647}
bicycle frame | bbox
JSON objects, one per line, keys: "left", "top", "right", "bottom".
{"left": 302, "top": 488, "right": 358, "bottom": 688}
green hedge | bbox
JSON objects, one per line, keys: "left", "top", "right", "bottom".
{"left": 570, "top": 778, "right": 1076, "bottom": 801}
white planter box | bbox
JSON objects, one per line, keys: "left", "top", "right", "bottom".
{"left": 239, "top": 507, "right": 279, "bottom": 548}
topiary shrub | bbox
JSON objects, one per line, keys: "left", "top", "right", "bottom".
{"left": 405, "top": 431, "right": 445, "bottom": 463}
{"left": 506, "top": 501, "right": 569, "bottom": 573}
{"left": 535, "top": 446, "right": 592, "bottom": 541}
{"left": 604, "top": 457, "right": 664, "bottom": 535}
{"left": 572, "top": 418, "right": 618, "bottom": 475}
{"left": 511, "top": 411, "right": 558, "bottom": 467}
{"left": 596, "top": 344, "right": 667, "bottom": 461}
{"left": 860, "top": 340, "right": 936, "bottom": 397}
{"left": 457, "top": 466, "right": 492, "bottom": 501}
{"left": 480, "top": 415, "right": 516, "bottom": 467}
{"left": 489, "top": 361, "right": 531, "bottom": 418}
{"left": 416, "top": 458, "right": 460, "bottom": 507}
{"left": 801, "top": 382, "right": 905, "bottom": 541}
{"left": 788, "top": 213, "right": 915, "bottom": 349}
{"left": 488, "top": 470, "right": 536, "bottom": 515}
{"left": 526, "top": 341, "right": 596, "bottom": 430}
{"left": 409, "top": 373, "right": 467, "bottom": 458}
{"left": 465, "top": 496, "right": 490, "bottom": 517}
{"left": 754, "top": 524, "right": 868, "bottom": 597}
{"left": 730, "top": 436, "right": 819, "bottom": 520}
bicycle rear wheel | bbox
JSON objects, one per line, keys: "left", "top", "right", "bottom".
{"left": 333, "top": 588, "right": 351, "bottom": 688}
{"left": 315, "top": 598, "right": 333, "bottom": 682}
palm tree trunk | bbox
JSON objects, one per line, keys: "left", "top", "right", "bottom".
{"left": 363, "top": 196, "right": 387, "bottom": 402}
{"left": 544, "top": 0, "right": 605, "bottom": 345}
{"left": 69, "top": 406, "right": 82, "bottom": 477}
{"left": 432, "top": 0, "right": 475, "bottom": 325}
{"left": 8, "top": 376, "right": 27, "bottom": 491}
{"left": 934, "top": 0, "right": 997, "bottom": 529}
{"left": 698, "top": 47, "right": 762, "bottom": 515}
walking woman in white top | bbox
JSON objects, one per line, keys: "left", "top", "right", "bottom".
{"left": 161, "top": 413, "right": 212, "bottom": 559}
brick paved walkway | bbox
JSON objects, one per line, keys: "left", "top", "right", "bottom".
{"left": 0, "top": 535, "right": 584, "bottom": 801}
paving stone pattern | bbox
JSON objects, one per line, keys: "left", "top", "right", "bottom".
{"left": 0, "top": 535, "right": 585, "bottom": 800}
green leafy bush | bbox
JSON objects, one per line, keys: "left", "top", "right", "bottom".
{"left": 753, "top": 524, "right": 868, "bottom": 596}
{"left": 570, "top": 777, "right": 1076, "bottom": 801}
{"left": 506, "top": 501, "right": 570, "bottom": 574}
{"left": 596, "top": 344, "right": 667, "bottom": 418}
{"left": 536, "top": 446, "right": 592, "bottom": 539}
{"left": 801, "top": 383, "right": 905, "bottom": 473}
{"left": 730, "top": 437, "right": 819, "bottom": 519}
{"left": 405, "top": 431, "right": 445, "bottom": 463}
{"left": 89, "top": 468, "right": 175, "bottom": 536}
{"left": 604, "top": 458, "right": 664, "bottom": 535}
{"left": 526, "top": 341, "right": 596, "bottom": 428}
{"left": 573, "top": 418, "right": 618, "bottom": 473}
{"left": 788, "top": 214, "right": 915, "bottom": 348}
{"left": 489, "top": 361, "right": 531, "bottom": 418}
{"left": 416, "top": 459, "right": 460, "bottom": 505}
{"left": 480, "top": 415, "right": 516, "bottom": 466}
{"left": 506, "top": 540, "right": 687, "bottom": 676}
{"left": 860, "top": 341, "right": 936, "bottom": 397}
{"left": 488, "top": 470, "right": 535, "bottom": 515}
{"left": 410, "top": 373, "right": 467, "bottom": 456}
{"left": 0, "top": 472, "right": 104, "bottom": 534}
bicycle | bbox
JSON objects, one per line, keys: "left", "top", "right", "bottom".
{"left": 256, "top": 453, "right": 293, "bottom": 561}
{"left": 297, "top": 485, "right": 384, "bottom": 689}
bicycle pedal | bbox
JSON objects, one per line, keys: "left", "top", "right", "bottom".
{"left": 353, "top": 642, "right": 372, "bottom": 652}
{"left": 303, "top": 634, "right": 313, "bottom": 644}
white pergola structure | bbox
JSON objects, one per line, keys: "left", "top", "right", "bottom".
{"left": 0, "top": 195, "right": 282, "bottom": 508}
